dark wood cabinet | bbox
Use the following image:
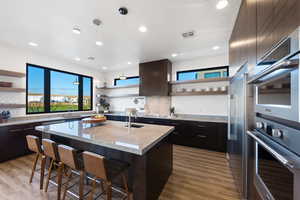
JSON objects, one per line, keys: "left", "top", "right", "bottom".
{"left": 139, "top": 59, "right": 172, "bottom": 96}
{"left": 256, "top": 0, "right": 300, "bottom": 61}
{"left": 0, "top": 124, "right": 39, "bottom": 162}
{"left": 0, "top": 119, "right": 69, "bottom": 163}
{"left": 105, "top": 115, "right": 227, "bottom": 152}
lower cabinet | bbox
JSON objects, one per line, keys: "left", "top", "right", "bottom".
{"left": 106, "top": 115, "right": 228, "bottom": 152}
{"left": 0, "top": 124, "right": 41, "bottom": 162}
{"left": 169, "top": 121, "right": 227, "bottom": 152}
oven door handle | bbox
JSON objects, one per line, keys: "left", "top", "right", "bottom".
{"left": 248, "top": 53, "right": 299, "bottom": 84}
{"left": 247, "top": 130, "right": 295, "bottom": 169}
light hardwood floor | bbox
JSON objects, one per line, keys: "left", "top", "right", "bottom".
{"left": 0, "top": 145, "right": 240, "bottom": 200}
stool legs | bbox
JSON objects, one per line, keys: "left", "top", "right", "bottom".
{"left": 89, "top": 179, "right": 97, "bottom": 200}
{"left": 122, "top": 174, "right": 130, "bottom": 200}
{"left": 29, "top": 153, "right": 40, "bottom": 184}
{"left": 79, "top": 171, "right": 85, "bottom": 199}
{"left": 57, "top": 162, "right": 64, "bottom": 200}
{"left": 44, "top": 159, "right": 54, "bottom": 192}
{"left": 105, "top": 181, "right": 112, "bottom": 200}
{"left": 40, "top": 155, "right": 46, "bottom": 190}
{"left": 62, "top": 168, "right": 73, "bottom": 200}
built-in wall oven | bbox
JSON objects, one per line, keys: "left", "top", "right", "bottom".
{"left": 247, "top": 117, "right": 300, "bottom": 200}
{"left": 249, "top": 28, "right": 300, "bottom": 122}
{"left": 247, "top": 27, "right": 300, "bottom": 200}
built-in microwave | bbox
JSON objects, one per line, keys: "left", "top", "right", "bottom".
{"left": 249, "top": 28, "right": 300, "bottom": 122}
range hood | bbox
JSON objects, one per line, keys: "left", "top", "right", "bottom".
{"left": 139, "top": 59, "right": 172, "bottom": 96}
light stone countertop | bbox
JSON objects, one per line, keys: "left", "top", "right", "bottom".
{"left": 0, "top": 113, "right": 94, "bottom": 127}
{"left": 106, "top": 113, "right": 228, "bottom": 123}
{"left": 36, "top": 120, "right": 174, "bottom": 155}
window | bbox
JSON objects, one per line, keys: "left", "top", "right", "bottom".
{"left": 50, "top": 71, "right": 79, "bottom": 112}
{"left": 114, "top": 76, "right": 140, "bottom": 86}
{"left": 83, "top": 77, "right": 92, "bottom": 110}
{"left": 27, "top": 66, "right": 45, "bottom": 113}
{"left": 177, "top": 66, "right": 229, "bottom": 81}
{"left": 26, "top": 64, "right": 93, "bottom": 114}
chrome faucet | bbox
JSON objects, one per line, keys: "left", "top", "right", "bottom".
{"left": 125, "top": 108, "right": 137, "bottom": 129}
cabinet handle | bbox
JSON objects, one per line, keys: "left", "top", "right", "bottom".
{"left": 9, "top": 129, "right": 23, "bottom": 133}
{"left": 197, "top": 125, "right": 207, "bottom": 128}
{"left": 24, "top": 127, "right": 34, "bottom": 131}
{"left": 196, "top": 134, "right": 207, "bottom": 138}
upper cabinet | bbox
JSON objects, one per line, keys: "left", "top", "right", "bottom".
{"left": 229, "top": 0, "right": 249, "bottom": 70}
{"left": 139, "top": 59, "right": 172, "bottom": 96}
{"left": 230, "top": 0, "right": 300, "bottom": 74}
{"left": 257, "top": 0, "right": 300, "bottom": 61}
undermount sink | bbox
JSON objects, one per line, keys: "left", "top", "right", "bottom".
{"left": 125, "top": 124, "right": 144, "bottom": 128}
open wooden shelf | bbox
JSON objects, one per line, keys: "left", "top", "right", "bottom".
{"left": 171, "top": 90, "right": 228, "bottom": 96}
{"left": 97, "top": 84, "right": 139, "bottom": 90}
{"left": 0, "top": 70, "right": 25, "bottom": 78}
{"left": 0, "top": 104, "right": 26, "bottom": 108}
{"left": 171, "top": 77, "right": 230, "bottom": 85}
{"left": 102, "top": 94, "right": 139, "bottom": 98}
{"left": 0, "top": 87, "right": 26, "bottom": 92}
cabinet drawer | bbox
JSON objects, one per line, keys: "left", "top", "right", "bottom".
{"left": 187, "top": 132, "right": 218, "bottom": 150}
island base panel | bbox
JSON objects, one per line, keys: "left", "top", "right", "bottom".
{"left": 41, "top": 132, "right": 173, "bottom": 200}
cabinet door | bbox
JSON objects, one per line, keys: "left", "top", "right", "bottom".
{"left": 139, "top": 60, "right": 171, "bottom": 96}
{"left": 187, "top": 122, "right": 219, "bottom": 151}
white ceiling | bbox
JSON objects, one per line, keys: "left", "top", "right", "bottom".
{"left": 0, "top": 0, "right": 241, "bottom": 71}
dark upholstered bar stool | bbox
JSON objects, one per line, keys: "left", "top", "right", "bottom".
{"left": 57, "top": 144, "right": 85, "bottom": 200}
{"left": 26, "top": 135, "right": 46, "bottom": 190}
{"left": 42, "top": 139, "right": 63, "bottom": 200}
{"left": 82, "top": 151, "right": 131, "bottom": 200}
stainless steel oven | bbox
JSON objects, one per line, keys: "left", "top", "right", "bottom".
{"left": 247, "top": 117, "right": 300, "bottom": 200}
{"left": 249, "top": 28, "right": 300, "bottom": 122}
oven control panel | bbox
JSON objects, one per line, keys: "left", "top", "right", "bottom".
{"left": 255, "top": 116, "right": 300, "bottom": 157}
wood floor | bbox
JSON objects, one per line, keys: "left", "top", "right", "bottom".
{"left": 0, "top": 145, "right": 240, "bottom": 200}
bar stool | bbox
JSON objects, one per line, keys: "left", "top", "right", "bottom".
{"left": 57, "top": 144, "right": 85, "bottom": 200}
{"left": 42, "top": 139, "right": 63, "bottom": 200}
{"left": 26, "top": 135, "right": 46, "bottom": 190}
{"left": 82, "top": 151, "right": 131, "bottom": 200}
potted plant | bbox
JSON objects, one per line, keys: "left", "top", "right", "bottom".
{"left": 99, "top": 98, "right": 110, "bottom": 113}
{"left": 170, "top": 107, "right": 175, "bottom": 117}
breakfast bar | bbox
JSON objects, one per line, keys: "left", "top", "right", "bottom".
{"left": 35, "top": 120, "right": 174, "bottom": 200}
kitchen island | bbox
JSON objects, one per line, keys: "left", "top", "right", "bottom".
{"left": 36, "top": 120, "right": 174, "bottom": 200}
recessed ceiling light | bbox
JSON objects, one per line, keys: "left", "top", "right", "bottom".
{"left": 216, "top": 0, "right": 228, "bottom": 9}
{"left": 127, "top": 62, "right": 132, "bottom": 65}
{"left": 72, "top": 27, "right": 81, "bottom": 34}
{"left": 171, "top": 53, "right": 178, "bottom": 57}
{"left": 139, "top": 25, "right": 147, "bottom": 33}
{"left": 28, "top": 42, "right": 38, "bottom": 47}
{"left": 102, "top": 66, "right": 107, "bottom": 70}
{"left": 75, "top": 57, "right": 81, "bottom": 61}
{"left": 96, "top": 41, "right": 103, "bottom": 46}
{"left": 213, "top": 46, "right": 220, "bottom": 50}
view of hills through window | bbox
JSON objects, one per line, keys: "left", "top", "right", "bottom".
{"left": 27, "top": 65, "right": 92, "bottom": 114}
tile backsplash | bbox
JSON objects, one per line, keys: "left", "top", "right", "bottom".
{"left": 144, "top": 96, "right": 171, "bottom": 116}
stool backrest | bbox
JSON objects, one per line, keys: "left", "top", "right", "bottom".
{"left": 58, "top": 145, "right": 79, "bottom": 170}
{"left": 26, "top": 135, "right": 42, "bottom": 154}
{"left": 83, "top": 151, "right": 108, "bottom": 181}
{"left": 42, "top": 139, "right": 59, "bottom": 160}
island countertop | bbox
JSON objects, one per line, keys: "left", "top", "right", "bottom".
{"left": 35, "top": 120, "right": 174, "bottom": 155}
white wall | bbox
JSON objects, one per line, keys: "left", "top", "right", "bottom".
{"left": 0, "top": 43, "right": 103, "bottom": 117}
{"left": 100, "top": 54, "right": 236, "bottom": 116}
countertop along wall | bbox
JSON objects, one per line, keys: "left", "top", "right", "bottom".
{"left": 100, "top": 54, "right": 238, "bottom": 116}
{"left": 0, "top": 42, "right": 103, "bottom": 117}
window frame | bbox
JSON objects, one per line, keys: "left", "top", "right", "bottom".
{"left": 26, "top": 63, "right": 93, "bottom": 115}
{"left": 113, "top": 76, "right": 140, "bottom": 86}
{"left": 176, "top": 66, "right": 229, "bottom": 81}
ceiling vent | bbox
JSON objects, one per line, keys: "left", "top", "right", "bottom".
{"left": 182, "top": 31, "right": 195, "bottom": 38}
